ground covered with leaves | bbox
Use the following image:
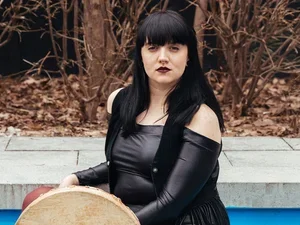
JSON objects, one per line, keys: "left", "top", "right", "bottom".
{"left": 0, "top": 75, "right": 299, "bottom": 137}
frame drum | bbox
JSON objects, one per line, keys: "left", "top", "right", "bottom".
{"left": 16, "top": 186, "right": 140, "bottom": 225}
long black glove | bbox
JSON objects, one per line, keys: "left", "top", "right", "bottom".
{"left": 74, "top": 162, "right": 108, "bottom": 186}
{"left": 136, "top": 129, "right": 221, "bottom": 225}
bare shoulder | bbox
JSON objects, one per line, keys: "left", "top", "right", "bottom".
{"left": 107, "top": 88, "right": 123, "bottom": 114}
{"left": 186, "top": 104, "right": 221, "bottom": 143}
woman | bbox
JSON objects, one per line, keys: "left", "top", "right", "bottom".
{"left": 60, "top": 10, "right": 230, "bottom": 225}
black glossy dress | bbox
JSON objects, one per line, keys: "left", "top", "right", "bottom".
{"left": 75, "top": 86, "right": 230, "bottom": 224}
{"left": 101, "top": 124, "right": 230, "bottom": 225}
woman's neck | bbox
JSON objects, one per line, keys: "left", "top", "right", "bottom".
{"left": 148, "top": 84, "right": 172, "bottom": 112}
{"left": 136, "top": 84, "right": 172, "bottom": 125}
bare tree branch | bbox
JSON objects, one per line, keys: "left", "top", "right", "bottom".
{"left": 199, "top": 0, "right": 300, "bottom": 115}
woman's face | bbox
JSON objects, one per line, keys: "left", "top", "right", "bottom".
{"left": 141, "top": 42, "right": 188, "bottom": 88}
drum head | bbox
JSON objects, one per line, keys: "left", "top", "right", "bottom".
{"left": 16, "top": 186, "right": 140, "bottom": 225}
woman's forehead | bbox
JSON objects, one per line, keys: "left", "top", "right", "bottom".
{"left": 144, "top": 37, "right": 184, "bottom": 46}
{"left": 143, "top": 41, "right": 185, "bottom": 46}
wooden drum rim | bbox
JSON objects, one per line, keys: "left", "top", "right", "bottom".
{"left": 16, "top": 186, "right": 140, "bottom": 225}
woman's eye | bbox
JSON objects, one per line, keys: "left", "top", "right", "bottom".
{"left": 170, "top": 46, "right": 179, "bottom": 51}
{"left": 148, "top": 46, "right": 157, "bottom": 51}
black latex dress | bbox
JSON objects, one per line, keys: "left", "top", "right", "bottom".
{"left": 75, "top": 125, "right": 230, "bottom": 225}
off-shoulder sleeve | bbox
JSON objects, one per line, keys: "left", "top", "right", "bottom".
{"left": 136, "top": 128, "right": 221, "bottom": 225}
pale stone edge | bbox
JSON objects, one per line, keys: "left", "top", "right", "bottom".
{"left": 0, "top": 136, "right": 11, "bottom": 151}
{"left": 283, "top": 138, "right": 300, "bottom": 150}
{"left": 6, "top": 137, "right": 106, "bottom": 151}
{"left": 222, "top": 137, "right": 293, "bottom": 151}
{"left": 2, "top": 183, "right": 300, "bottom": 209}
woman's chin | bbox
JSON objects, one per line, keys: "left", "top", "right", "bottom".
{"left": 151, "top": 78, "right": 180, "bottom": 86}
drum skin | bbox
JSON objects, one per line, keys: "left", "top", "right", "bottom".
{"left": 16, "top": 186, "right": 140, "bottom": 225}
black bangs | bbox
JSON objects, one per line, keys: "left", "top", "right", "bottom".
{"left": 137, "top": 10, "right": 191, "bottom": 47}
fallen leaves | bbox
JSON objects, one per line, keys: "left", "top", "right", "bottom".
{"left": 0, "top": 76, "right": 107, "bottom": 137}
{"left": 218, "top": 74, "right": 300, "bottom": 137}
{"left": 0, "top": 74, "right": 299, "bottom": 137}
{"left": 253, "top": 118, "right": 275, "bottom": 127}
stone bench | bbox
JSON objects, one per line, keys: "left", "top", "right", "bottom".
{"left": 0, "top": 136, "right": 299, "bottom": 209}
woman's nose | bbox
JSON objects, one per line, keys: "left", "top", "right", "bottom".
{"left": 158, "top": 48, "right": 169, "bottom": 63}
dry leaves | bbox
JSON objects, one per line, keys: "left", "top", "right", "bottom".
{"left": 0, "top": 76, "right": 106, "bottom": 137}
{"left": 0, "top": 75, "right": 299, "bottom": 137}
{"left": 223, "top": 75, "right": 300, "bottom": 137}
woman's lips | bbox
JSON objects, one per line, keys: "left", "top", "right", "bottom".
{"left": 157, "top": 67, "right": 171, "bottom": 73}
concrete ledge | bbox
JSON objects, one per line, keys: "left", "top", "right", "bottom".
{"left": 218, "top": 183, "right": 300, "bottom": 208}
{"left": 224, "top": 151, "right": 300, "bottom": 167}
{"left": 0, "top": 137, "right": 10, "bottom": 151}
{"left": 6, "top": 137, "right": 105, "bottom": 151}
{"left": 0, "top": 165, "right": 86, "bottom": 209}
{"left": 284, "top": 138, "right": 300, "bottom": 150}
{"left": 78, "top": 151, "right": 106, "bottom": 167}
{"left": 1, "top": 136, "right": 300, "bottom": 209}
{"left": 222, "top": 137, "right": 292, "bottom": 151}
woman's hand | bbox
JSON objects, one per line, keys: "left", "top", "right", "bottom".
{"left": 59, "top": 174, "right": 79, "bottom": 188}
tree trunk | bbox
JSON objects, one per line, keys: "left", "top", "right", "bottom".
{"left": 83, "top": 0, "right": 107, "bottom": 122}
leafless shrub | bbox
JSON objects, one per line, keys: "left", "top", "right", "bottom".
{"left": 41, "top": 0, "right": 164, "bottom": 122}
{"left": 196, "top": 0, "right": 300, "bottom": 116}
{"left": 0, "top": 0, "right": 42, "bottom": 48}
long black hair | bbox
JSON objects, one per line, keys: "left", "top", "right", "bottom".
{"left": 120, "top": 10, "right": 225, "bottom": 135}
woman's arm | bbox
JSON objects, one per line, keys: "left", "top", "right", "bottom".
{"left": 136, "top": 104, "right": 221, "bottom": 225}
{"left": 73, "top": 163, "right": 109, "bottom": 185}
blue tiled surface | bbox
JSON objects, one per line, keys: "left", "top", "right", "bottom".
{"left": 0, "top": 210, "right": 19, "bottom": 225}
{"left": 227, "top": 208, "right": 300, "bottom": 225}
{"left": 1, "top": 208, "right": 300, "bottom": 225}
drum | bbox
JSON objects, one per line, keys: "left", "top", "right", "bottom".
{"left": 16, "top": 186, "right": 140, "bottom": 225}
